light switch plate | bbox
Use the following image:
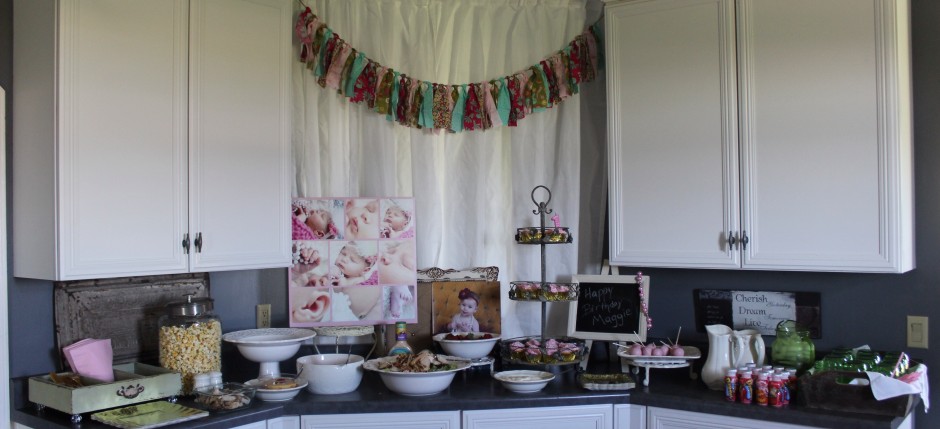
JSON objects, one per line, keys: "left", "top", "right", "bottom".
{"left": 907, "top": 315, "right": 928, "bottom": 349}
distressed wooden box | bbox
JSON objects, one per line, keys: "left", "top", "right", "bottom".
{"left": 29, "top": 363, "right": 182, "bottom": 417}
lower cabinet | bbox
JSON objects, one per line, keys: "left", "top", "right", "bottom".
{"left": 464, "top": 405, "right": 613, "bottom": 429}
{"left": 267, "top": 416, "right": 301, "bottom": 429}
{"left": 646, "top": 406, "right": 817, "bottom": 429}
{"left": 301, "top": 411, "right": 460, "bottom": 429}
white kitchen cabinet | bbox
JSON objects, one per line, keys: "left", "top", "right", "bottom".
{"left": 268, "top": 416, "right": 301, "bottom": 429}
{"left": 614, "top": 404, "right": 645, "bottom": 429}
{"left": 463, "top": 405, "right": 613, "bottom": 429}
{"left": 605, "top": 0, "right": 913, "bottom": 273}
{"left": 232, "top": 421, "right": 268, "bottom": 429}
{"left": 12, "top": 0, "right": 292, "bottom": 281}
{"left": 301, "top": 411, "right": 460, "bottom": 429}
{"left": 647, "top": 406, "right": 819, "bottom": 429}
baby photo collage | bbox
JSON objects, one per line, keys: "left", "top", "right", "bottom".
{"left": 290, "top": 197, "right": 417, "bottom": 327}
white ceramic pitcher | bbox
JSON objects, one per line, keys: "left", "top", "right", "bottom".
{"left": 731, "top": 328, "right": 766, "bottom": 368}
{"left": 701, "top": 324, "right": 733, "bottom": 390}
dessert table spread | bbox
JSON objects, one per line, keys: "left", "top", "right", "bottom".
{"left": 12, "top": 360, "right": 914, "bottom": 429}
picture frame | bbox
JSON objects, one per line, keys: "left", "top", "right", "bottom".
{"left": 566, "top": 274, "right": 650, "bottom": 342}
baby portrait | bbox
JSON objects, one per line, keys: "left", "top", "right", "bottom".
{"left": 385, "top": 285, "right": 416, "bottom": 320}
{"left": 289, "top": 240, "right": 330, "bottom": 287}
{"left": 292, "top": 198, "right": 343, "bottom": 240}
{"left": 431, "top": 281, "right": 501, "bottom": 335}
{"left": 378, "top": 240, "right": 416, "bottom": 285}
{"left": 290, "top": 286, "right": 334, "bottom": 324}
{"left": 329, "top": 286, "right": 385, "bottom": 322}
{"left": 329, "top": 240, "right": 379, "bottom": 286}
{"left": 343, "top": 198, "right": 381, "bottom": 239}
{"left": 289, "top": 196, "right": 418, "bottom": 327}
{"left": 380, "top": 198, "right": 415, "bottom": 239}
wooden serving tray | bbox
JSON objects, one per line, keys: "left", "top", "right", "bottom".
{"left": 29, "top": 363, "right": 182, "bottom": 421}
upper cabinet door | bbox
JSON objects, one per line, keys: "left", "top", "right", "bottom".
{"left": 188, "top": 0, "right": 292, "bottom": 272}
{"left": 738, "top": 0, "right": 913, "bottom": 272}
{"left": 13, "top": 0, "right": 190, "bottom": 280}
{"left": 13, "top": 0, "right": 291, "bottom": 280}
{"left": 605, "top": 0, "right": 912, "bottom": 273}
{"left": 606, "top": 0, "right": 741, "bottom": 269}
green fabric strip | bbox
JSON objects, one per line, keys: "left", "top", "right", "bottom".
{"left": 388, "top": 71, "right": 401, "bottom": 122}
{"left": 450, "top": 85, "right": 467, "bottom": 132}
{"left": 344, "top": 52, "right": 367, "bottom": 97}
{"left": 419, "top": 81, "right": 434, "bottom": 129}
{"left": 314, "top": 28, "right": 333, "bottom": 77}
{"left": 497, "top": 78, "right": 510, "bottom": 125}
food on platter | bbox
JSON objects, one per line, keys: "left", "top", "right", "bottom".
{"left": 376, "top": 350, "right": 461, "bottom": 372}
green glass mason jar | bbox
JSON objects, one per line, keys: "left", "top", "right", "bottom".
{"left": 771, "top": 320, "right": 815, "bottom": 374}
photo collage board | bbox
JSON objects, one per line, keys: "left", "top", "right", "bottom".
{"left": 290, "top": 197, "right": 417, "bottom": 327}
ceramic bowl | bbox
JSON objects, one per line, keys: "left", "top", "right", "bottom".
{"left": 193, "top": 382, "right": 255, "bottom": 412}
{"left": 245, "top": 373, "right": 308, "bottom": 402}
{"left": 297, "top": 354, "right": 364, "bottom": 395}
{"left": 493, "top": 370, "right": 555, "bottom": 393}
{"left": 433, "top": 332, "right": 500, "bottom": 359}
{"left": 363, "top": 355, "right": 470, "bottom": 396}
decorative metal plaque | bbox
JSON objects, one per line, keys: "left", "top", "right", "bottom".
{"left": 54, "top": 273, "right": 210, "bottom": 368}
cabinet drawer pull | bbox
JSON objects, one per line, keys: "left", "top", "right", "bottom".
{"left": 194, "top": 233, "right": 203, "bottom": 253}
{"left": 182, "top": 233, "right": 190, "bottom": 254}
{"left": 727, "top": 232, "right": 737, "bottom": 250}
{"left": 741, "top": 231, "right": 749, "bottom": 251}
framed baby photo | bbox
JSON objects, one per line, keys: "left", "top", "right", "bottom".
{"left": 430, "top": 281, "right": 501, "bottom": 335}
{"left": 289, "top": 196, "right": 417, "bottom": 328}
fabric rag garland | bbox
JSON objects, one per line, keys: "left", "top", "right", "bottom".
{"left": 295, "top": 7, "right": 604, "bottom": 133}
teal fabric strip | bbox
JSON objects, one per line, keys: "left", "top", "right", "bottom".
{"left": 419, "top": 81, "right": 434, "bottom": 129}
{"left": 388, "top": 71, "right": 401, "bottom": 122}
{"left": 496, "top": 78, "right": 510, "bottom": 125}
{"left": 450, "top": 85, "right": 467, "bottom": 132}
{"left": 314, "top": 28, "right": 333, "bottom": 77}
{"left": 344, "top": 52, "right": 367, "bottom": 97}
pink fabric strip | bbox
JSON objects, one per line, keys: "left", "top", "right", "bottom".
{"left": 482, "top": 81, "right": 502, "bottom": 128}
{"left": 325, "top": 42, "right": 352, "bottom": 90}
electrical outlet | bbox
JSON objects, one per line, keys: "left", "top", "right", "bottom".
{"left": 907, "top": 315, "right": 928, "bottom": 349}
{"left": 257, "top": 304, "right": 271, "bottom": 329}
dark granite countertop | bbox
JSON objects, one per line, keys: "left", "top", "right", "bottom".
{"left": 11, "top": 357, "right": 914, "bottom": 429}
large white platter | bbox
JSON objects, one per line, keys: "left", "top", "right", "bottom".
{"left": 222, "top": 328, "right": 316, "bottom": 345}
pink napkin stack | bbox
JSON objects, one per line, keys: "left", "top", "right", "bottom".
{"left": 63, "top": 338, "right": 114, "bottom": 382}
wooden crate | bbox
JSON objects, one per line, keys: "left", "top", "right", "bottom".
{"left": 29, "top": 363, "right": 182, "bottom": 417}
{"left": 798, "top": 371, "right": 915, "bottom": 417}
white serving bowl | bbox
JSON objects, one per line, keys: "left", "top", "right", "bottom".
{"left": 245, "top": 374, "right": 308, "bottom": 402}
{"left": 433, "top": 332, "right": 500, "bottom": 360}
{"left": 223, "top": 328, "right": 316, "bottom": 379}
{"left": 364, "top": 355, "right": 470, "bottom": 396}
{"left": 493, "top": 370, "right": 555, "bottom": 393}
{"left": 297, "top": 354, "right": 364, "bottom": 395}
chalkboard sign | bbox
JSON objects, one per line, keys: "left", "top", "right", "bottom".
{"left": 693, "top": 289, "right": 821, "bottom": 338}
{"left": 566, "top": 274, "right": 650, "bottom": 342}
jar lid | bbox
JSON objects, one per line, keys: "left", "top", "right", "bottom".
{"left": 165, "top": 294, "right": 214, "bottom": 316}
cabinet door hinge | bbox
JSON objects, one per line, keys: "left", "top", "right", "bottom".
{"left": 182, "top": 233, "right": 190, "bottom": 254}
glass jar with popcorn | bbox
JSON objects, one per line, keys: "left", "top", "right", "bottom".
{"left": 159, "top": 294, "right": 222, "bottom": 395}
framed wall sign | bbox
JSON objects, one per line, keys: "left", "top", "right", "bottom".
{"left": 567, "top": 274, "right": 650, "bottom": 342}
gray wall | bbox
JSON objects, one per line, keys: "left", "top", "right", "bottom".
{"left": 4, "top": 1, "right": 939, "bottom": 428}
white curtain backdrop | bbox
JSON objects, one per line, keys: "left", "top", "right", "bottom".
{"left": 292, "top": 0, "right": 605, "bottom": 339}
